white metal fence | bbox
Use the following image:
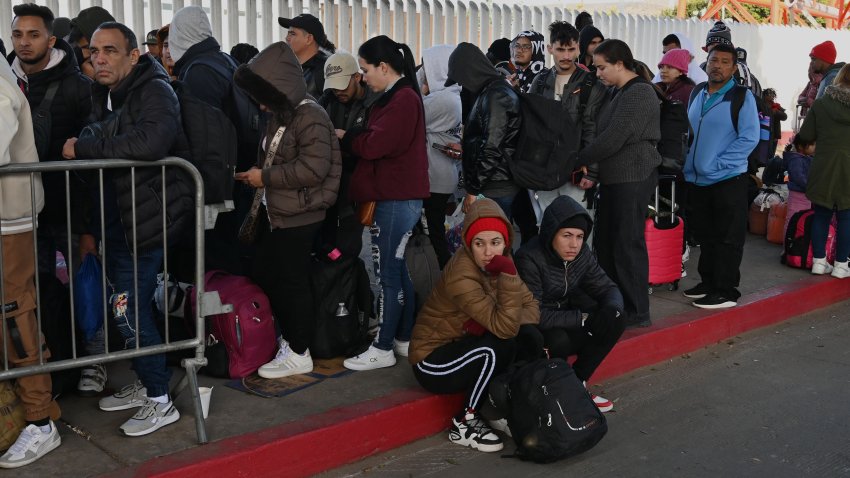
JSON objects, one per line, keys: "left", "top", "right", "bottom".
{"left": 1, "top": 0, "right": 849, "bottom": 127}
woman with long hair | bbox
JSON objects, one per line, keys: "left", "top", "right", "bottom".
{"left": 339, "top": 35, "right": 430, "bottom": 370}
{"left": 576, "top": 39, "right": 662, "bottom": 328}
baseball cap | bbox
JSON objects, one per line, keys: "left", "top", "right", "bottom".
{"left": 278, "top": 14, "right": 327, "bottom": 45}
{"left": 144, "top": 29, "right": 159, "bottom": 45}
{"left": 323, "top": 52, "right": 360, "bottom": 91}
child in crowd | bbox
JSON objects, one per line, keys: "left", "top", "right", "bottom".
{"left": 783, "top": 135, "right": 815, "bottom": 235}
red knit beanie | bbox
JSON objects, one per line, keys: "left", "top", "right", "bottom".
{"left": 658, "top": 48, "right": 690, "bottom": 75}
{"left": 465, "top": 217, "right": 510, "bottom": 249}
{"left": 810, "top": 41, "right": 836, "bottom": 65}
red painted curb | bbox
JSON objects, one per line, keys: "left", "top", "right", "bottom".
{"left": 113, "top": 276, "right": 850, "bottom": 478}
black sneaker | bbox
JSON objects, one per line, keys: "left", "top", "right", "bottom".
{"left": 683, "top": 283, "right": 712, "bottom": 299}
{"left": 692, "top": 293, "right": 737, "bottom": 309}
{"left": 449, "top": 410, "right": 503, "bottom": 452}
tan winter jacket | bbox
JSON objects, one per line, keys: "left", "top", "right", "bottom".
{"left": 234, "top": 41, "right": 341, "bottom": 229}
{"left": 409, "top": 199, "right": 539, "bottom": 364}
{"left": 0, "top": 60, "right": 43, "bottom": 235}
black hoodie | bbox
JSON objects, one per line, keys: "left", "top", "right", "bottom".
{"left": 579, "top": 26, "right": 604, "bottom": 69}
{"left": 515, "top": 195, "right": 623, "bottom": 330}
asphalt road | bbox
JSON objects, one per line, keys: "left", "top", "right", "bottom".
{"left": 325, "top": 300, "right": 850, "bottom": 478}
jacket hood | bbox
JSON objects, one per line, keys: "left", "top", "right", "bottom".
{"left": 461, "top": 198, "right": 515, "bottom": 256}
{"left": 539, "top": 195, "right": 594, "bottom": 263}
{"left": 445, "top": 42, "right": 503, "bottom": 94}
{"left": 579, "top": 26, "right": 604, "bottom": 60}
{"left": 9, "top": 39, "right": 80, "bottom": 84}
{"left": 421, "top": 44, "right": 456, "bottom": 94}
{"left": 169, "top": 5, "right": 213, "bottom": 63}
{"left": 823, "top": 85, "right": 850, "bottom": 124}
{"left": 234, "top": 41, "right": 307, "bottom": 113}
{"left": 172, "top": 36, "right": 221, "bottom": 76}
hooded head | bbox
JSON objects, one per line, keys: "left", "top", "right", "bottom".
{"left": 234, "top": 41, "right": 307, "bottom": 124}
{"left": 169, "top": 6, "right": 212, "bottom": 63}
{"left": 69, "top": 6, "right": 114, "bottom": 44}
{"left": 539, "top": 195, "right": 593, "bottom": 263}
{"left": 486, "top": 38, "right": 511, "bottom": 66}
{"left": 579, "top": 25, "right": 604, "bottom": 63}
{"left": 445, "top": 42, "right": 502, "bottom": 94}
{"left": 461, "top": 198, "right": 514, "bottom": 267}
{"left": 420, "top": 44, "right": 456, "bottom": 94}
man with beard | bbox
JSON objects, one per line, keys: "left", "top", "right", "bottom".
{"left": 9, "top": 3, "right": 106, "bottom": 397}
{"left": 509, "top": 30, "right": 545, "bottom": 93}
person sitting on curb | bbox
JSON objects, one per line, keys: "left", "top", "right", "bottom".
{"left": 515, "top": 195, "right": 625, "bottom": 413}
{"left": 409, "top": 198, "right": 539, "bottom": 453}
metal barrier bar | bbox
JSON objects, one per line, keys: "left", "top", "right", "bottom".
{"left": 0, "top": 157, "right": 227, "bottom": 445}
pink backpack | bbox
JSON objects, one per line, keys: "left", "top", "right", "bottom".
{"left": 188, "top": 271, "right": 277, "bottom": 378}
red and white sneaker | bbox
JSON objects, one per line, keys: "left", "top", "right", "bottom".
{"left": 592, "top": 394, "right": 614, "bottom": 413}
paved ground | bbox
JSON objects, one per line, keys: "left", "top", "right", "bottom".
{"left": 325, "top": 301, "right": 850, "bottom": 478}
{"left": 0, "top": 233, "right": 831, "bottom": 478}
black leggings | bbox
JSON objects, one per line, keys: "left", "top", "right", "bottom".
{"left": 422, "top": 192, "right": 452, "bottom": 269}
{"left": 413, "top": 334, "right": 516, "bottom": 411}
{"left": 518, "top": 322, "right": 624, "bottom": 383}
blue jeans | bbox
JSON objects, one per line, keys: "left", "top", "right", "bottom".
{"left": 811, "top": 204, "right": 850, "bottom": 262}
{"left": 105, "top": 236, "right": 171, "bottom": 397}
{"left": 370, "top": 199, "right": 422, "bottom": 351}
{"left": 486, "top": 194, "right": 514, "bottom": 222}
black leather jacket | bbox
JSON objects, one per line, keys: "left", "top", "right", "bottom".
{"left": 515, "top": 196, "right": 623, "bottom": 330}
{"left": 461, "top": 78, "right": 520, "bottom": 195}
{"left": 302, "top": 51, "right": 329, "bottom": 100}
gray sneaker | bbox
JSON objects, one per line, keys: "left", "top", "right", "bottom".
{"left": 0, "top": 422, "right": 61, "bottom": 468}
{"left": 120, "top": 399, "right": 180, "bottom": 437}
{"left": 99, "top": 381, "right": 147, "bottom": 411}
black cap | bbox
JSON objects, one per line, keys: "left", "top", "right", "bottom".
{"left": 143, "top": 29, "right": 159, "bottom": 45}
{"left": 278, "top": 14, "right": 327, "bottom": 44}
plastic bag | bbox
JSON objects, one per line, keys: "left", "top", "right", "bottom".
{"left": 74, "top": 254, "right": 104, "bottom": 342}
{"left": 445, "top": 201, "right": 465, "bottom": 254}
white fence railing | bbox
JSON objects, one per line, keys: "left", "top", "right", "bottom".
{"left": 1, "top": 0, "right": 848, "bottom": 127}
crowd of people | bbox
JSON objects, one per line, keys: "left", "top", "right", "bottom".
{"left": 0, "top": 1, "right": 848, "bottom": 467}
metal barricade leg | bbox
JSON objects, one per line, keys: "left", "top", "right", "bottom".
{"left": 181, "top": 357, "right": 208, "bottom": 444}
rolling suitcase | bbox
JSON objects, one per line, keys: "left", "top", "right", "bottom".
{"left": 646, "top": 176, "right": 684, "bottom": 293}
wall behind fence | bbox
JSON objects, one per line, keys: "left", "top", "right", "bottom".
{"left": 1, "top": 0, "right": 848, "bottom": 128}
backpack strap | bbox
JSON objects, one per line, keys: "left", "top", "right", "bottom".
{"left": 729, "top": 85, "right": 748, "bottom": 135}
{"left": 37, "top": 81, "right": 61, "bottom": 114}
{"left": 577, "top": 73, "right": 597, "bottom": 116}
{"left": 534, "top": 69, "right": 549, "bottom": 96}
{"left": 688, "top": 82, "right": 707, "bottom": 108}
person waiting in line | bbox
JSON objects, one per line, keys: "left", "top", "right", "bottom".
{"left": 278, "top": 13, "right": 336, "bottom": 98}
{"left": 578, "top": 24, "right": 604, "bottom": 73}
{"left": 515, "top": 195, "right": 624, "bottom": 413}
{"left": 234, "top": 41, "right": 341, "bottom": 379}
{"left": 576, "top": 39, "right": 661, "bottom": 328}
{"left": 410, "top": 198, "right": 539, "bottom": 453}
{"left": 655, "top": 48, "right": 696, "bottom": 103}
{"left": 508, "top": 30, "right": 545, "bottom": 93}
{"left": 230, "top": 43, "right": 259, "bottom": 65}
{"left": 783, "top": 135, "right": 815, "bottom": 235}
{"left": 339, "top": 35, "right": 430, "bottom": 370}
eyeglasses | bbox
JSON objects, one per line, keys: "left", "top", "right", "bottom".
{"left": 512, "top": 43, "right": 533, "bottom": 51}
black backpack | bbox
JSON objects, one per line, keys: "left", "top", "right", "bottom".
{"left": 489, "top": 358, "right": 608, "bottom": 463}
{"left": 405, "top": 223, "right": 441, "bottom": 316}
{"left": 624, "top": 79, "right": 692, "bottom": 175}
{"left": 171, "top": 80, "right": 238, "bottom": 204}
{"left": 762, "top": 154, "right": 785, "bottom": 186}
{"left": 310, "top": 255, "right": 374, "bottom": 359}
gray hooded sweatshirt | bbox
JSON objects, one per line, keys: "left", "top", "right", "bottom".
{"left": 420, "top": 45, "right": 463, "bottom": 194}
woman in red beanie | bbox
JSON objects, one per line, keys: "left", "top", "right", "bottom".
{"left": 655, "top": 48, "right": 695, "bottom": 104}
{"left": 409, "top": 198, "right": 539, "bottom": 453}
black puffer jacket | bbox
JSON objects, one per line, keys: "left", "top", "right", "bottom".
{"left": 515, "top": 195, "right": 623, "bottom": 330}
{"left": 173, "top": 36, "right": 232, "bottom": 111}
{"left": 75, "top": 55, "right": 193, "bottom": 250}
{"left": 301, "top": 51, "right": 329, "bottom": 99}
{"left": 10, "top": 39, "right": 92, "bottom": 228}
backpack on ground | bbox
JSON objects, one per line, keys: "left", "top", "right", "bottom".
{"left": 310, "top": 255, "right": 373, "bottom": 359}
{"left": 36, "top": 273, "right": 81, "bottom": 395}
{"left": 187, "top": 270, "right": 277, "bottom": 378}
{"left": 762, "top": 154, "right": 785, "bottom": 186}
{"left": 782, "top": 209, "right": 837, "bottom": 269}
{"left": 406, "top": 221, "right": 441, "bottom": 316}
{"left": 488, "top": 358, "right": 608, "bottom": 463}
{"left": 171, "top": 80, "right": 238, "bottom": 205}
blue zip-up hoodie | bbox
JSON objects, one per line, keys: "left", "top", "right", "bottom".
{"left": 684, "top": 79, "right": 760, "bottom": 186}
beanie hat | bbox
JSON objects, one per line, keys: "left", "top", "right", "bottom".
{"left": 557, "top": 215, "right": 590, "bottom": 236}
{"left": 658, "top": 48, "right": 690, "bottom": 75}
{"left": 810, "top": 41, "right": 836, "bottom": 65}
{"left": 70, "top": 6, "right": 115, "bottom": 42}
{"left": 169, "top": 6, "right": 213, "bottom": 63}
{"left": 465, "top": 217, "right": 511, "bottom": 249}
{"left": 704, "top": 21, "right": 732, "bottom": 49}
{"left": 486, "top": 38, "right": 512, "bottom": 65}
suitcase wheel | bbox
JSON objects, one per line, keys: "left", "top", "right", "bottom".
{"left": 668, "top": 280, "right": 679, "bottom": 292}
{"left": 648, "top": 286, "right": 654, "bottom": 295}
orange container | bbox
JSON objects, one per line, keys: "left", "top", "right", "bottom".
{"left": 749, "top": 203, "right": 769, "bottom": 235}
{"left": 767, "top": 201, "right": 787, "bottom": 244}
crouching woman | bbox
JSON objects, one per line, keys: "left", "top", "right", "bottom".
{"left": 515, "top": 195, "right": 625, "bottom": 412}
{"left": 409, "top": 198, "right": 539, "bottom": 453}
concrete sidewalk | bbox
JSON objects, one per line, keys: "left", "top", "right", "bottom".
{"left": 4, "top": 233, "right": 849, "bottom": 478}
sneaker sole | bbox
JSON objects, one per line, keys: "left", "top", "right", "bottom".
{"left": 122, "top": 410, "right": 181, "bottom": 437}
{"left": 257, "top": 365, "right": 313, "bottom": 379}
{"left": 595, "top": 403, "right": 614, "bottom": 413}
{"left": 682, "top": 292, "right": 707, "bottom": 299}
{"left": 449, "top": 435, "right": 504, "bottom": 453}
{"left": 692, "top": 301, "right": 737, "bottom": 310}
{"left": 77, "top": 387, "right": 105, "bottom": 398}
{"left": 0, "top": 435, "right": 61, "bottom": 469}
{"left": 99, "top": 400, "right": 147, "bottom": 412}
{"left": 343, "top": 359, "right": 397, "bottom": 371}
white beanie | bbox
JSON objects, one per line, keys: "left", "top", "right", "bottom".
{"left": 169, "top": 6, "right": 213, "bottom": 63}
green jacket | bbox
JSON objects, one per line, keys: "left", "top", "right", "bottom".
{"left": 799, "top": 84, "right": 850, "bottom": 210}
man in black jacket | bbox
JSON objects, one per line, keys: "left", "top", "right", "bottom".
{"left": 446, "top": 42, "right": 520, "bottom": 220}
{"left": 9, "top": 2, "right": 108, "bottom": 397}
{"left": 279, "top": 13, "right": 336, "bottom": 99}
{"left": 515, "top": 195, "right": 625, "bottom": 412}
{"left": 62, "top": 22, "right": 191, "bottom": 438}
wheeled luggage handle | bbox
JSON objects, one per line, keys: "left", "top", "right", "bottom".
{"left": 654, "top": 174, "right": 677, "bottom": 225}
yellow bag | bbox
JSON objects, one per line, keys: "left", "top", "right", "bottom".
{"left": 0, "top": 381, "right": 26, "bottom": 452}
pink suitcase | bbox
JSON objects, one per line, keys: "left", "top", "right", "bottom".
{"left": 646, "top": 178, "right": 684, "bottom": 293}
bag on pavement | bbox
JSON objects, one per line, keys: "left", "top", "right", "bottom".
{"left": 405, "top": 222, "right": 441, "bottom": 316}
{"left": 74, "top": 253, "right": 105, "bottom": 342}
{"left": 310, "top": 255, "right": 373, "bottom": 359}
{"left": 0, "top": 381, "right": 25, "bottom": 452}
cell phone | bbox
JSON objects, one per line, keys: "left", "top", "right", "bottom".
{"left": 571, "top": 170, "right": 585, "bottom": 185}
{"left": 432, "top": 143, "right": 461, "bottom": 157}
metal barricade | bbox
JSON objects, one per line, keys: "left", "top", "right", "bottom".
{"left": 0, "top": 157, "right": 231, "bottom": 444}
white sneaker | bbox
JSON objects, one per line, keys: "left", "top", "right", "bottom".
{"left": 393, "top": 339, "right": 410, "bottom": 357}
{"left": 258, "top": 340, "right": 313, "bottom": 379}
{"left": 812, "top": 257, "right": 834, "bottom": 275}
{"left": 343, "top": 344, "right": 396, "bottom": 371}
{"left": 99, "top": 381, "right": 147, "bottom": 411}
{"left": 831, "top": 261, "right": 850, "bottom": 279}
{"left": 78, "top": 363, "right": 107, "bottom": 396}
{"left": 120, "top": 399, "right": 180, "bottom": 437}
{"left": 0, "top": 422, "right": 61, "bottom": 468}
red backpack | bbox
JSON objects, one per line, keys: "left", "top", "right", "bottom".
{"left": 782, "top": 209, "right": 836, "bottom": 269}
{"left": 187, "top": 270, "right": 277, "bottom": 378}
